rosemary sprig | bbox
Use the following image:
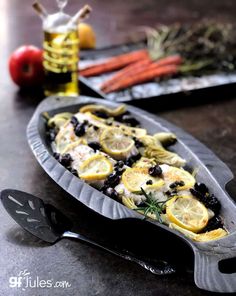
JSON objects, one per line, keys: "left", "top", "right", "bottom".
{"left": 134, "top": 187, "right": 168, "bottom": 223}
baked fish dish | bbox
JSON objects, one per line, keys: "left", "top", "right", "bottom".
{"left": 44, "top": 103, "right": 228, "bottom": 242}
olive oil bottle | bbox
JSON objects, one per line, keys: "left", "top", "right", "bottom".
{"left": 42, "top": 0, "right": 79, "bottom": 96}
{"left": 33, "top": 1, "right": 91, "bottom": 97}
{"left": 43, "top": 29, "right": 79, "bottom": 96}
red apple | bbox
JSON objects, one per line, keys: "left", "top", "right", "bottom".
{"left": 9, "top": 45, "right": 44, "bottom": 88}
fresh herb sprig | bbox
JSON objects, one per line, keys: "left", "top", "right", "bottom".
{"left": 134, "top": 187, "right": 168, "bottom": 223}
{"left": 146, "top": 21, "right": 236, "bottom": 75}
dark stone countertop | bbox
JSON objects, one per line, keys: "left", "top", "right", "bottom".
{"left": 0, "top": 0, "right": 236, "bottom": 295}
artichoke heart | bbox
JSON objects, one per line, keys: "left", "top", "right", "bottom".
{"left": 140, "top": 135, "right": 162, "bottom": 148}
{"left": 144, "top": 146, "right": 186, "bottom": 167}
{"left": 79, "top": 104, "right": 126, "bottom": 117}
{"left": 153, "top": 132, "right": 177, "bottom": 147}
{"left": 48, "top": 112, "right": 73, "bottom": 128}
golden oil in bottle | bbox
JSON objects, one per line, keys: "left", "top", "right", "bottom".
{"left": 42, "top": 10, "right": 79, "bottom": 97}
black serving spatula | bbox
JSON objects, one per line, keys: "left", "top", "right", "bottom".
{"left": 1, "top": 189, "right": 176, "bottom": 275}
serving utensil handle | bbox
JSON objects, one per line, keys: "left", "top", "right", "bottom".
{"left": 62, "top": 231, "right": 174, "bottom": 275}
{"left": 193, "top": 233, "right": 236, "bottom": 293}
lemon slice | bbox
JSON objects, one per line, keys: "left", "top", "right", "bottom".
{"left": 100, "top": 127, "right": 135, "bottom": 159}
{"left": 169, "top": 223, "right": 227, "bottom": 241}
{"left": 79, "top": 154, "right": 113, "bottom": 181}
{"left": 61, "top": 139, "right": 86, "bottom": 154}
{"left": 166, "top": 196, "right": 209, "bottom": 233}
{"left": 195, "top": 228, "right": 228, "bottom": 242}
{"left": 122, "top": 167, "right": 164, "bottom": 193}
{"left": 162, "top": 166, "right": 195, "bottom": 190}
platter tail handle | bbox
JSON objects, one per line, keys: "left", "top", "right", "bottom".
{"left": 194, "top": 233, "right": 236, "bottom": 293}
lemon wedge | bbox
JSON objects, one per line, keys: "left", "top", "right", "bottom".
{"left": 162, "top": 166, "right": 195, "bottom": 190}
{"left": 79, "top": 154, "right": 113, "bottom": 181}
{"left": 100, "top": 127, "right": 135, "bottom": 159}
{"left": 166, "top": 196, "right": 209, "bottom": 233}
{"left": 122, "top": 167, "right": 164, "bottom": 193}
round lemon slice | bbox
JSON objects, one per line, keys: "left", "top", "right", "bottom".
{"left": 166, "top": 196, "right": 209, "bottom": 233}
{"left": 122, "top": 167, "right": 164, "bottom": 193}
{"left": 162, "top": 166, "right": 195, "bottom": 190}
{"left": 79, "top": 154, "right": 113, "bottom": 181}
{"left": 100, "top": 127, "right": 135, "bottom": 159}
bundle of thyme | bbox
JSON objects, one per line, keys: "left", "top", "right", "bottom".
{"left": 146, "top": 20, "right": 236, "bottom": 75}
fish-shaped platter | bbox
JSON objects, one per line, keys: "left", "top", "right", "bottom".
{"left": 27, "top": 95, "right": 236, "bottom": 293}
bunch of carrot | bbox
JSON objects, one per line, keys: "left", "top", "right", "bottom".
{"left": 80, "top": 49, "right": 183, "bottom": 93}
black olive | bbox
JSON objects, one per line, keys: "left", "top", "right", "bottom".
{"left": 115, "top": 167, "right": 125, "bottom": 175}
{"left": 104, "top": 188, "right": 119, "bottom": 200}
{"left": 115, "top": 160, "right": 124, "bottom": 168}
{"left": 194, "top": 183, "right": 209, "bottom": 195}
{"left": 190, "top": 188, "right": 221, "bottom": 214}
{"left": 104, "top": 173, "right": 121, "bottom": 187}
{"left": 59, "top": 153, "right": 72, "bottom": 167}
{"left": 88, "top": 142, "right": 101, "bottom": 151}
{"left": 93, "top": 126, "right": 99, "bottom": 131}
{"left": 93, "top": 111, "right": 109, "bottom": 119}
{"left": 70, "top": 116, "right": 78, "bottom": 127}
{"left": 69, "top": 168, "right": 78, "bottom": 177}
{"left": 169, "top": 180, "right": 185, "bottom": 188}
{"left": 190, "top": 188, "right": 203, "bottom": 199}
{"left": 169, "top": 182, "right": 177, "bottom": 189}
{"left": 53, "top": 152, "right": 61, "bottom": 160}
{"left": 121, "top": 115, "right": 140, "bottom": 127}
{"left": 47, "top": 129, "right": 57, "bottom": 142}
{"left": 133, "top": 153, "right": 142, "bottom": 161}
{"left": 201, "top": 216, "right": 223, "bottom": 232}
{"left": 133, "top": 137, "right": 144, "bottom": 148}
{"left": 74, "top": 123, "right": 86, "bottom": 137}
{"left": 148, "top": 165, "right": 162, "bottom": 177}
{"left": 178, "top": 180, "right": 185, "bottom": 187}
{"left": 146, "top": 180, "right": 153, "bottom": 185}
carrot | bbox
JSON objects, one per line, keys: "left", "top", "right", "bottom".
{"left": 103, "top": 64, "right": 179, "bottom": 93}
{"left": 102, "top": 55, "right": 182, "bottom": 93}
{"left": 100, "top": 58, "right": 152, "bottom": 91}
{"left": 80, "top": 49, "right": 149, "bottom": 77}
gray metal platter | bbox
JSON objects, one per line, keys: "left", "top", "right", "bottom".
{"left": 27, "top": 95, "right": 236, "bottom": 293}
